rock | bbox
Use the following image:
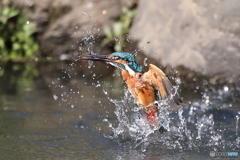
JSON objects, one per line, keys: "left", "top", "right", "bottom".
{"left": 130, "top": 0, "right": 240, "bottom": 80}
{"left": 10, "top": 0, "right": 122, "bottom": 57}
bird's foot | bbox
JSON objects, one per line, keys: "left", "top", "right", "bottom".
{"left": 159, "top": 125, "right": 168, "bottom": 133}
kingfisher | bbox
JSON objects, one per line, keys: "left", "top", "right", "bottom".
{"left": 79, "top": 52, "right": 182, "bottom": 131}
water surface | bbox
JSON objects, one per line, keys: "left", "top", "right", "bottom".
{"left": 0, "top": 62, "right": 239, "bottom": 159}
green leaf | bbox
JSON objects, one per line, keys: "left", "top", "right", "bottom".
{"left": 114, "top": 43, "right": 122, "bottom": 52}
{"left": 102, "top": 7, "right": 136, "bottom": 52}
{"left": 0, "top": 38, "right": 5, "bottom": 49}
{"left": 2, "top": 7, "right": 19, "bottom": 18}
{"left": 113, "top": 22, "right": 123, "bottom": 37}
{"left": 0, "top": 69, "right": 4, "bottom": 76}
{"left": 13, "top": 42, "right": 21, "bottom": 50}
{"left": 104, "top": 27, "right": 113, "bottom": 39}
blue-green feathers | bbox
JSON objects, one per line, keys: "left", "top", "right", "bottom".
{"left": 110, "top": 52, "right": 144, "bottom": 73}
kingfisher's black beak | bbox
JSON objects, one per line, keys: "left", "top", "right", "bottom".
{"left": 78, "top": 54, "right": 112, "bottom": 62}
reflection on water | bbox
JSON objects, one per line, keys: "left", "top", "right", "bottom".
{"left": 0, "top": 62, "right": 239, "bottom": 159}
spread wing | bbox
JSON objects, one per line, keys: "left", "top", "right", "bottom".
{"left": 142, "top": 64, "right": 182, "bottom": 105}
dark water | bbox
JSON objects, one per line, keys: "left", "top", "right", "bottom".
{"left": 0, "top": 62, "right": 239, "bottom": 159}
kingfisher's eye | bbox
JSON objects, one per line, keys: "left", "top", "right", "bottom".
{"left": 112, "top": 56, "right": 120, "bottom": 60}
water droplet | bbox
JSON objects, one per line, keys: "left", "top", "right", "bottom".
{"left": 103, "top": 90, "right": 108, "bottom": 95}
{"left": 69, "top": 104, "right": 76, "bottom": 109}
{"left": 103, "top": 118, "right": 108, "bottom": 122}
{"left": 236, "top": 115, "right": 239, "bottom": 136}
{"left": 61, "top": 98, "right": 67, "bottom": 102}
{"left": 223, "top": 86, "right": 229, "bottom": 92}
{"left": 114, "top": 37, "right": 118, "bottom": 41}
{"left": 61, "top": 92, "right": 66, "bottom": 97}
{"left": 53, "top": 95, "right": 58, "bottom": 100}
{"left": 143, "top": 58, "right": 148, "bottom": 66}
{"left": 95, "top": 84, "right": 101, "bottom": 87}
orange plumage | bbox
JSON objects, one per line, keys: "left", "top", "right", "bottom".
{"left": 121, "top": 64, "right": 181, "bottom": 128}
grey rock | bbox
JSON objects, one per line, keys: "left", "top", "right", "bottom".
{"left": 130, "top": 0, "right": 240, "bottom": 79}
{"left": 11, "top": 0, "right": 122, "bottom": 57}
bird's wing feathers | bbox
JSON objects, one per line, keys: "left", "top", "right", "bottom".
{"left": 143, "top": 64, "right": 182, "bottom": 105}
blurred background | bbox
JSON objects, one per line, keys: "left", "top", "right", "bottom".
{"left": 0, "top": 0, "right": 240, "bottom": 159}
{"left": 1, "top": 0, "right": 239, "bottom": 94}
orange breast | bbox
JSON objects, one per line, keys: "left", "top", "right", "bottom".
{"left": 121, "top": 70, "right": 157, "bottom": 113}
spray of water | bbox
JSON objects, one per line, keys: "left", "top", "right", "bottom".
{"left": 102, "top": 82, "right": 240, "bottom": 152}
{"left": 101, "top": 79, "right": 180, "bottom": 151}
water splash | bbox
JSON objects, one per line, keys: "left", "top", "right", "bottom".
{"left": 236, "top": 115, "right": 239, "bottom": 137}
{"left": 143, "top": 58, "right": 148, "bottom": 66}
{"left": 102, "top": 86, "right": 176, "bottom": 151}
{"left": 102, "top": 89, "right": 153, "bottom": 150}
{"left": 103, "top": 84, "right": 240, "bottom": 152}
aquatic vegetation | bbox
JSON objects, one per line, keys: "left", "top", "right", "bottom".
{"left": 0, "top": 6, "right": 38, "bottom": 61}
{"left": 103, "top": 7, "right": 136, "bottom": 51}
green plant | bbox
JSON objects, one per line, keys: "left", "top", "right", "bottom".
{"left": 103, "top": 7, "right": 136, "bottom": 52}
{"left": 0, "top": 6, "right": 38, "bottom": 61}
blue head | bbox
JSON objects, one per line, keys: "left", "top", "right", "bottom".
{"left": 79, "top": 52, "right": 144, "bottom": 73}
{"left": 109, "top": 52, "right": 144, "bottom": 73}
